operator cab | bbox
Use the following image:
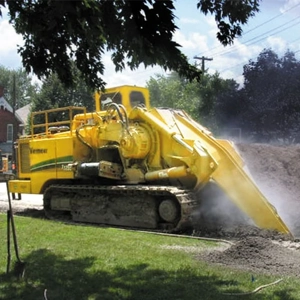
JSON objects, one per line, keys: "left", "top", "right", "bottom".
{"left": 95, "top": 85, "right": 150, "bottom": 113}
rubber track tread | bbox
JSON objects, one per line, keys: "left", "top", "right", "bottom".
{"left": 44, "top": 184, "right": 198, "bottom": 231}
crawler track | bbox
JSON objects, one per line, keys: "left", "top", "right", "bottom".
{"left": 43, "top": 184, "right": 198, "bottom": 232}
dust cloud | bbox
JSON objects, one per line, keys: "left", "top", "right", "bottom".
{"left": 191, "top": 143, "right": 300, "bottom": 238}
{"left": 236, "top": 143, "right": 300, "bottom": 236}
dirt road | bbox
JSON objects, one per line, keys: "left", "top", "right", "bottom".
{"left": 0, "top": 182, "right": 43, "bottom": 213}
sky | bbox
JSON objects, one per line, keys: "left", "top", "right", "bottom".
{"left": 0, "top": 0, "right": 300, "bottom": 88}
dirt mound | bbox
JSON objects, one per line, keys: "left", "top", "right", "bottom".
{"left": 236, "top": 143, "right": 300, "bottom": 237}
{"left": 192, "top": 224, "right": 289, "bottom": 241}
{"left": 190, "top": 143, "right": 300, "bottom": 241}
{"left": 197, "top": 236, "right": 300, "bottom": 277}
{"left": 194, "top": 143, "right": 300, "bottom": 278}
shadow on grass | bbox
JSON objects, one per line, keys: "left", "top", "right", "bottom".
{"left": 15, "top": 208, "right": 46, "bottom": 219}
{"left": 0, "top": 249, "right": 295, "bottom": 300}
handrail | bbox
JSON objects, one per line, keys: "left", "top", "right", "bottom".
{"left": 30, "top": 106, "right": 86, "bottom": 137}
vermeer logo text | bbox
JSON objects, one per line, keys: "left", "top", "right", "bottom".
{"left": 30, "top": 148, "right": 48, "bottom": 154}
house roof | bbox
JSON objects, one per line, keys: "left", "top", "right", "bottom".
{"left": 0, "top": 96, "right": 24, "bottom": 123}
{"left": 16, "top": 103, "right": 31, "bottom": 124}
{"left": 0, "top": 96, "right": 13, "bottom": 112}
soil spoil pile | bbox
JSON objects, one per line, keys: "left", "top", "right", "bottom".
{"left": 198, "top": 236, "right": 300, "bottom": 277}
{"left": 236, "top": 143, "right": 300, "bottom": 237}
{"left": 195, "top": 143, "right": 300, "bottom": 277}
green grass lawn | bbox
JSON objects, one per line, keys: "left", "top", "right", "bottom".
{"left": 0, "top": 213, "right": 299, "bottom": 300}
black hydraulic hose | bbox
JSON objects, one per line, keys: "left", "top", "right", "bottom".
{"left": 106, "top": 103, "right": 125, "bottom": 125}
{"left": 106, "top": 103, "right": 132, "bottom": 137}
{"left": 117, "top": 104, "right": 129, "bottom": 129}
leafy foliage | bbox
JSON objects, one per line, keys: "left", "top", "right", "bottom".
{"left": 27, "top": 63, "right": 94, "bottom": 134}
{"left": 146, "top": 48, "right": 300, "bottom": 145}
{"left": 198, "top": 73, "right": 240, "bottom": 133}
{"left": 198, "top": 0, "right": 260, "bottom": 45}
{"left": 147, "top": 72, "right": 202, "bottom": 121}
{"left": 0, "top": 66, "right": 37, "bottom": 109}
{"left": 0, "top": 0, "right": 261, "bottom": 89}
{"left": 240, "top": 49, "right": 300, "bottom": 142}
{"left": 31, "top": 65, "right": 94, "bottom": 114}
{"left": 146, "top": 70, "right": 241, "bottom": 136}
{"left": 29, "top": 67, "right": 93, "bottom": 133}
{"left": 197, "top": 49, "right": 300, "bottom": 143}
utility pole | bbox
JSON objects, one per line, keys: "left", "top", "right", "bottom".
{"left": 12, "top": 74, "right": 16, "bottom": 173}
{"left": 193, "top": 56, "right": 213, "bottom": 74}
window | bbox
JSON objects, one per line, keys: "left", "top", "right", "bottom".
{"left": 7, "top": 124, "right": 13, "bottom": 142}
{"left": 130, "top": 91, "right": 145, "bottom": 107}
{"left": 100, "top": 92, "right": 122, "bottom": 110}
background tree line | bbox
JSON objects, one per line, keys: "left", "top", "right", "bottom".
{"left": 147, "top": 48, "right": 300, "bottom": 144}
{"left": 1, "top": 48, "right": 300, "bottom": 144}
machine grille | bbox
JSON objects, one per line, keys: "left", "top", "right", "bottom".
{"left": 20, "top": 143, "right": 30, "bottom": 173}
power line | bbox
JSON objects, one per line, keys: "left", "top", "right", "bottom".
{"left": 242, "top": 2, "right": 300, "bottom": 35}
{"left": 211, "top": 16, "right": 300, "bottom": 58}
{"left": 195, "top": 2, "right": 300, "bottom": 58}
{"left": 219, "top": 42, "right": 300, "bottom": 75}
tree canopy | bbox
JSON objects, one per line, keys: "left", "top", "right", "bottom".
{"left": 239, "top": 48, "right": 300, "bottom": 142}
{"left": 147, "top": 72, "right": 202, "bottom": 121}
{"left": 147, "top": 71, "right": 240, "bottom": 133}
{"left": 0, "top": 66, "right": 37, "bottom": 109}
{"left": 0, "top": 0, "right": 260, "bottom": 89}
{"left": 31, "top": 64, "right": 95, "bottom": 114}
{"left": 147, "top": 48, "right": 300, "bottom": 144}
